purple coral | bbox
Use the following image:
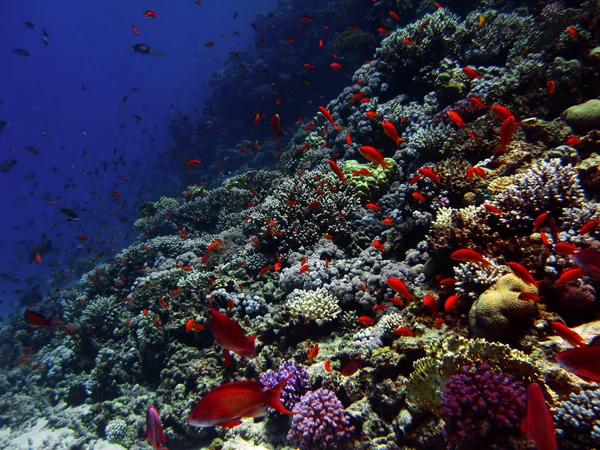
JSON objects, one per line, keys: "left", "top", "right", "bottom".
{"left": 287, "top": 388, "right": 354, "bottom": 450}
{"left": 440, "top": 362, "right": 527, "bottom": 446}
{"left": 260, "top": 359, "right": 310, "bottom": 410}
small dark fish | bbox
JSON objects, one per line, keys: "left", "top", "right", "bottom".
{"left": 13, "top": 49, "right": 30, "bottom": 56}
{"left": 0, "top": 120, "right": 7, "bottom": 132}
{"left": 24, "top": 22, "right": 36, "bottom": 30}
{"left": 42, "top": 29, "right": 50, "bottom": 37}
{"left": 42, "top": 36, "right": 51, "bottom": 47}
{"left": 233, "top": 12, "right": 238, "bottom": 18}
{"left": 131, "top": 87, "right": 140, "bottom": 92}
{"left": 58, "top": 208, "right": 79, "bottom": 221}
{"left": 132, "top": 43, "right": 151, "bottom": 55}
{"left": 0, "top": 160, "right": 17, "bottom": 173}
{"left": 82, "top": 84, "right": 88, "bottom": 91}
{"left": 123, "top": 95, "right": 129, "bottom": 103}
{"left": 0, "top": 100, "right": 4, "bottom": 106}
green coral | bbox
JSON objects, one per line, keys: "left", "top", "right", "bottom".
{"left": 341, "top": 158, "right": 400, "bottom": 200}
{"left": 154, "top": 196, "right": 180, "bottom": 213}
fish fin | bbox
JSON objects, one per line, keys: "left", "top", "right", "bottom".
{"left": 216, "top": 419, "right": 243, "bottom": 428}
{"left": 266, "top": 376, "right": 294, "bottom": 415}
{"left": 588, "top": 335, "right": 600, "bottom": 347}
{"left": 244, "top": 404, "right": 268, "bottom": 419}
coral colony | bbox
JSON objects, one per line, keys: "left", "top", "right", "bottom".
{"left": 2, "top": 0, "right": 600, "bottom": 449}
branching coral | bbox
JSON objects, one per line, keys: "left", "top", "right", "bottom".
{"left": 286, "top": 288, "right": 341, "bottom": 325}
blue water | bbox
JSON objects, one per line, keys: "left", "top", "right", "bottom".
{"left": 0, "top": 0, "right": 277, "bottom": 317}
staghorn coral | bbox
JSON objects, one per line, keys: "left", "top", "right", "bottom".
{"left": 468, "top": 273, "right": 539, "bottom": 340}
{"left": 552, "top": 388, "right": 600, "bottom": 449}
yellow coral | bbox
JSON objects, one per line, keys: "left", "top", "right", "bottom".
{"left": 468, "top": 273, "right": 538, "bottom": 340}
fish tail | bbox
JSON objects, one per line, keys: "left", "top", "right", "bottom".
{"left": 266, "top": 376, "right": 295, "bottom": 415}
{"left": 381, "top": 160, "right": 390, "bottom": 168}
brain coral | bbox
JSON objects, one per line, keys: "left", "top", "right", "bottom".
{"left": 468, "top": 273, "right": 539, "bottom": 340}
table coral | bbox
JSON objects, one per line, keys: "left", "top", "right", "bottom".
{"left": 468, "top": 273, "right": 539, "bottom": 340}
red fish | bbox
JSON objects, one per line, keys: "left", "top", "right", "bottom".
{"left": 572, "top": 249, "right": 600, "bottom": 280}
{"left": 386, "top": 277, "right": 416, "bottom": 301}
{"left": 556, "top": 267, "right": 585, "bottom": 285}
{"left": 223, "top": 349, "right": 233, "bottom": 369}
{"left": 358, "top": 316, "right": 375, "bottom": 325}
{"left": 491, "top": 105, "right": 514, "bottom": 121}
{"left": 353, "top": 169, "right": 373, "bottom": 177}
{"left": 524, "top": 383, "right": 557, "bottom": 450}
{"left": 423, "top": 294, "right": 437, "bottom": 318}
{"left": 556, "top": 336, "right": 600, "bottom": 382}
{"left": 580, "top": 219, "right": 600, "bottom": 235}
{"left": 438, "top": 277, "right": 457, "bottom": 286}
{"left": 497, "top": 116, "right": 518, "bottom": 152}
{"left": 210, "top": 301, "right": 256, "bottom": 359}
{"left": 518, "top": 292, "right": 542, "bottom": 302}
{"left": 358, "top": 146, "right": 388, "bottom": 167}
{"left": 204, "top": 41, "right": 215, "bottom": 47}
{"left": 412, "top": 192, "right": 425, "bottom": 202}
{"left": 381, "top": 121, "right": 404, "bottom": 147}
{"left": 188, "top": 378, "right": 293, "bottom": 428}
{"left": 24, "top": 310, "right": 52, "bottom": 329}
{"left": 330, "top": 62, "right": 342, "bottom": 71}
{"left": 555, "top": 242, "right": 577, "bottom": 256}
{"left": 319, "top": 106, "right": 340, "bottom": 130}
{"left": 417, "top": 167, "right": 439, "bottom": 182}
{"left": 451, "top": 248, "right": 490, "bottom": 267}
{"left": 144, "top": 406, "right": 167, "bottom": 450}
{"left": 300, "top": 15, "right": 313, "bottom": 22}
{"left": 328, "top": 159, "right": 345, "bottom": 183}
{"left": 365, "top": 111, "right": 380, "bottom": 119}
{"left": 341, "top": 360, "right": 362, "bottom": 376}
{"left": 308, "top": 343, "right": 319, "bottom": 360}
{"left": 483, "top": 203, "right": 501, "bottom": 214}
{"left": 133, "top": 25, "right": 140, "bottom": 36}
{"left": 365, "top": 203, "right": 382, "bottom": 211}
{"left": 507, "top": 262, "right": 541, "bottom": 287}
{"left": 324, "top": 360, "right": 331, "bottom": 371}
{"left": 446, "top": 110, "right": 465, "bottom": 127}
{"left": 186, "top": 317, "right": 205, "bottom": 333}
{"left": 462, "top": 67, "right": 482, "bottom": 79}
{"left": 390, "top": 11, "right": 400, "bottom": 21}
{"left": 271, "top": 114, "right": 281, "bottom": 140}
{"left": 144, "top": 11, "right": 158, "bottom": 18}
{"left": 382, "top": 218, "right": 394, "bottom": 225}
{"left": 35, "top": 253, "right": 42, "bottom": 264}
{"left": 185, "top": 159, "right": 201, "bottom": 167}
{"left": 444, "top": 294, "right": 461, "bottom": 313}
{"left": 551, "top": 322, "right": 585, "bottom": 347}
{"left": 394, "top": 327, "right": 415, "bottom": 337}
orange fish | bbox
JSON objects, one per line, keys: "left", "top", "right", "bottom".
{"left": 330, "top": 62, "right": 342, "bottom": 71}
{"left": 556, "top": 337, "right": 600, "bottom": 382}
{"left": 371, "top": 240, "right": 386, "bottom": 251}
{"left": 423, "top": 294, "right": 437, "bottom": 318}
{"left": 412, "top": 192, "right": 425, "bottom": 202}
{"left": 394, "top": 327, "right": 415, "bottom": 337}
{"left": 365, "top": 203, "right": 382, "bottom": 211}
{"left": 358, "top": 146, "right": 388, "bottom": 167}
{"left": 444, "top": 294, "right": 461, "bottom": 313}
{"left": 271, "top": 114, "right": 281, "bottom": 140}
{"left": 35, "top": 253, "right": 42, "bottom": 264}
{"left": 386, "top": 277, "right": 416, "bottom": 301}
{"left": 144, "top": 11, "right": 158, "bottom": 18}
{"left": 352, "top": 169, "right": 373, "bottom": 177}
{"left": 328, "top": 160, "right": 345, "bottom": 183}
{"left": 551, "top": 322, "right": 585, "bottom": 347}
{"left": 186, "top": 317, "right": 205, "bottom": 333}
{"left": 185, "top": 159, "right": 201, "bottom": 167}
{"left": 483, "top": 203, "right": 501, "bottom": 214}
{"left": 133, "top": 25, "right": 140, "bottom": 36}
{"left": 324, "top": 360, "right": 331, "bottom": 371}
{"left": 417, "top": 167, "right": 439, "bottom": 182}
{"left": 341, "top": 360, "right": 362, "bottom": 376}
{"left": 389, "top": 11, "right": 400, "bottom": 21}
{"left": 299, "top": 264, "right": 310, "bottom": 273}
{"left": 518, "top": 292, "right": 542, "bottom": 302}
{"left": 523, "top": 383, "right": 558, "bottom": 450}
{"left": 210, "top": 300, "right": 256, "bottom": 359}
{"left": 438, "top": 277, "right": 457, "bottom": 286}
{"left": 496, "top": 116, "right": 518, "bottom": 153}
{"left": 580, "top": 219, "right": 600, "bottom": 235}
{"left": 556, "top": 267, "right": 585, "bottom": 285}
{"left": 381, "top": 121, "right": 404, "bottom": 147}
{"left": 507, "top": 262, "right": 541, "bottom": 287}
{"left": 382, "top": 218, "right": 394, "bottom": 225}
{"left": 555, "top": 242, "right": 577, "bottom": 256}
{"left": 319, "top": 106, "right": 340, "bottom": 130}
{"left": 308, "top": 343, "right": 319, "bottom": 360}
{"left": 188, "top": 378, "right": 293, "bottom": 428}
{"left": 358, "top": 316, "right": 375, "bottom": 325}
{"left": 365, "top": 111, "right": 380, "bottom": 119}
{"left": 451, "top": 248, "right": 490, "bottom": 267}
{"left": 491, "top": 105, "right": 514, "bottom": 121}
{"left": 462, "top": 67, "right": 482, "bottom": 79}
{"left": 446, "top": 110, "right": 466, "bottom": 127}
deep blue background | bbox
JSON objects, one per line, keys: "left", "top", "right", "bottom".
{"left": 0, "top": 0, "right": 277, "bottom": 317}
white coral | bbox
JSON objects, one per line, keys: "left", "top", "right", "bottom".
{"left": 286, "top": 288, "right": 341, "bottom": 325}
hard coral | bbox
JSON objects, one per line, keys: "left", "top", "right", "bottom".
{"left": 259, "top": 359, "right": 310, "bottom": 411}
{"left": 468, "top": 273, "right": 538, "bottom": 340}
{"left": 287, "top": 388, "right": 355, "bottom": 450}
{"left": 440, "top": 362, "right": 527, "bottom": 447}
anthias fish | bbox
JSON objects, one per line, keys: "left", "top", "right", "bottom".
{"left": 209, "top": 300, "right": 257, "bottom": 359}
{"left": 188, "top": 378, "right": 293, "bottom": 428}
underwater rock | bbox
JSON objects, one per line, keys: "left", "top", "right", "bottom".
{"left": 563, "top": 100, "right": 600, "bottom": 134}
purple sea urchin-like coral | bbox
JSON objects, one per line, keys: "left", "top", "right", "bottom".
{"left": 260, "top": 359, "right": 310, "bottom": 410}
{"left": 439, "top": 362, "right": 527, "bottom": 446}
{"left": 287, "top": 388, "right": 354, "bottom": 450}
